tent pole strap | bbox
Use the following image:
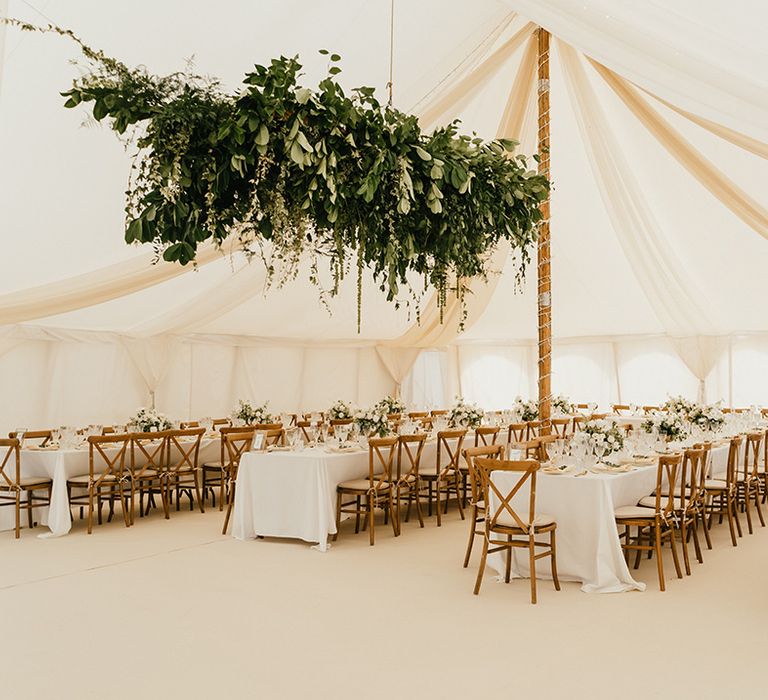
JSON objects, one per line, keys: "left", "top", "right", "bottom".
{"left": 536, "top": 27, "right": 552, "bottom": 435}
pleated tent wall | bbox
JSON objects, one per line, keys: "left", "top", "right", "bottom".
{"left": 0, "top": 0, "right": 767, "bottom": 432}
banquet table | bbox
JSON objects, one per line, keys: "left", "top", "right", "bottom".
{"left": 486, "top": 465, "right": 659, "bottom": 593}
{"left": 0, "top": 437, "right": 220, "bottom": 536}
{"left": 233, "top": 439, "right": 450, "bottom": 551}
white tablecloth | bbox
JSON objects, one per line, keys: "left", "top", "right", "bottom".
{"left": 0, "top": 438, "right": 220, "bottom": 536}
{"left": 233, "top": 440, "right": 447, "bottom": 550}
{"left": 487, "top": 466, "right": 658, "bottom": 593}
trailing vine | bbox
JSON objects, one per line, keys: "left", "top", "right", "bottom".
{"left": 5, "top": 19, "right": 550, "bottom": 330}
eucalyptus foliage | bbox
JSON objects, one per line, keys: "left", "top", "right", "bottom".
{"left": 6, "top": 19, "right": 549, "bottom": 327}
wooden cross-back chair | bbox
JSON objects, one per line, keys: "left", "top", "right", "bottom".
{"left": 0, "top": 438, "right": 52, "bottom": 539}
{"left": 408, "top": 411, "right": 428, "bottom": 420}
{"left": 129, "top": 431, "right": 169, "bottom": 524}
{"left": 474, "top": 426, "right": 500, "bottom": 447}
{"left": 329, "top": 419, "right": 353, "bottom": 437}
{"left": 334, "top": 436, "right": 398, "bottom": 546}
{"left": 737, "top": 432, "right": 765, "bottom": 535}
{"left": 166, "top": 427, "right": 205, "bottom": 517}
{"left": 8, "top": 430, "right": 53, "bottom": 447}
{"left": 250, "top": 428, "right": 284, "bottom": 450}
{"left": 394, "top": 433, "right": 427, "bottom": 530}
{"left": 221, "top": 429, "right": 256, "bottom": 535}
{"left": 760, "top": 428, "right": 768, "bottom": 504}
{"left": 572, "top": 416, "right": 586, "bottom": 433}
{"left": 420, "top": 429, "right": 466, "bottom": 526}
{"left": 615, "top": 454, "right": 683, "bottom": 591}
{"left": 67, "top": 434, "right": 131, "bottom": 534}
{"left": 203, "top": 426, "right": 254, "bottom": 509}
{"left": 642, "top": 405, "right": 659, "bottom": 414}
{"left": 693, "top": 442, "right": 713, "bottom": 552}
{"left": 550, "top": 418, "right": 570, "bottom": 439}
{"left": 507, "top": 422, "right": 527, "bottom": 445}
{"left": 639, "top": 447, "right": 707, "bottom": 575}
{"left": 461, "top": 444, "right": 504, "bottom": 569}
{"left": 472, "top": 458, "right": 559, "bottom": 603}
{"left": 612, "top": 404, "right": 630, "bottom": 415}
{"left": 430, "top": 410, "right": 448, "bottom": 417}
{"left": 525, "top": 421, "right": 542, "bottom": 440}
{"left": 702, "top": 436, "right": 742, "bottom": 547}
{"left": 180, "top": 421, "right": 200, "bottom": 429}
{"left": 589, "top": 413, "right": 608, "bottom": 421}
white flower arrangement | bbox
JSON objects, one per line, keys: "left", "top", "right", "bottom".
{"left": 328, "top": 399, "right": 355, "bottom": 420}
{"left": 582, "top": 419, "right": 625, "bottom": 453}
{"left": 688, "top": 404, "right": 725, "bottom": 432}
{"left": 129, "top": 407, "right": 172, "bottom": 433}
{"left": 375, "top": 395, "right": 406, "bottom": 415}
{"left": 449, "top": 397, "right": 484, "bottom": 429}
{"left": 512, "top": 396, "right": 539, "bottom": 422}
{"left": 354, "top": 407, "right": 391, "bottom": 438}
{"left": 552, "top": 394, "right": 573, "bottom": 416}
{"left": 232, "top": 399, "right": 272, "bottom": 425}
{"left": 661, "top": 395, "right": 696, "bottom": 418}
{"left": 642, "top": 411, "right": 688, "bottom": 441}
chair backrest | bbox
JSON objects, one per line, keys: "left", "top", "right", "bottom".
{"left": 167, "top": 427, "right": 204, "bottom": 472}
{"left": 646, "top": 454, "right": 682, "bottom": 518}
{"left": 535, "top": 435, "right": 557, "bottom": 462}
{"left": 551, "top": 418, "right": 570, "bottom": 438}
{"left": 642, "top": 405, "right": 659, "bottom": 414}
{"left": 223, "top": 429, "right": 256, "bottom": 469}
{"left": 744, "top": 432, "right": 763, "bottom": 480}
{"left": 572, "top": 416, "right": 586, "bottom": 432}
{"left": 435, "top": 429, "right": 467, "bottom": 477}
{"left": 131, "top": 431, "right": 170, "bottom": 478}
{"left": 680, "top": 448, "right": 706, "bottom": 512}
{"left": 89, "top": 434, "right": 130, "bottom": 485}
{"left": 180, "top": 421, "right": 200, "bottom": 429}
{"left": 8, "top": 429, "right": 53, "bottom": 447}
{"left": 218, "top": 426, "right": 255, "bottom": 466}
{"left": 251, "top": 423, "right": 283, "bottom": 432}
{"left": 0, "top": 438, "right": 21, "bottom": 490}
{"left": 589, "top": 413, "right": 608, "bottom": 421}
{"left": 368, "top": 436, "right": 398, "bottom": 489}
{"left": 212, "top": 418, "right": 231, "bottom": 428}
{"left": 387, "top": 413, "right": 402, "bottom": 422}
{"left": 612, "top": 404, "right": 629, "bottom": 415}
{"left": 462, "top": 445, "right": 504, "bottom": 506}
{"left": 526, "top": 421, "right": 542, "bottom": 440}
{"left": 408, "top": 412, "right": 428, "bottom": 419}
{"left": 101, "top": 426, "right": 116, "bottom": 435}
{"left": 475, "top": 458, "right": 540, "bottom": 533}
{"left": 693, "top": 442, "right": 712, "bottom": 495}
{"left": 507, "top": 422, "right": 527, "bottom": 444}
{"left": 430, "top": 410, "right": 448, "bottom": 417}
{"left": 252, "top": 428, "right": 284, "bottom": 451}
{"left": 474, "top": 426, "right": 500, "bottom": 447}
{"left": 725, "top": 435, "right": 743, "bottom": 488}
{"left": 328, "top": 419, "right": 353, "bottom": 437}
{"left": 397, "top": 433, "right": 427, "bottom": 481}
{"left": 575, "top": 403, "right": 589, "bottom": 410}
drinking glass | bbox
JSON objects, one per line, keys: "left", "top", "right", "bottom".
{"left": 15, "top": 428, "right": 28, "bottom": 443}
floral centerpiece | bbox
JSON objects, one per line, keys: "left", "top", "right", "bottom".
{"left": 582, "top": 419, "right": 625, "bottom": 453}
{"left": 449, "top": 397, "right": 484, "bottom": 429}
{"left": 642, "top": 412, "right": 688, "bottom": 442}
{"left": 513, "top": 396, "right": 539, "bottom": 422}
{"left": 661, "top": 395, "right": 696, "bottom": 418}
{"left": 328, "top": 399, "right": 355, "bottom": 420}
{"left": 129, "top": 407, "right": 172, "bottom": 433}
{"left": 354, "top": 408, "right": 390, "bottom": 438}
{"left": 375, "top": 395, "right": 406, "bottom": 415}
{"left": 688, "top": 404, "right": 725, "bottom": 432}
{"left": 232, "top": 399, "right": 272, "bottom": 425}
{"left": 552, "top": 394, "right": 572, "bottom": 416}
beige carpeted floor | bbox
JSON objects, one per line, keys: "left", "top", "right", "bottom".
{"left": 0, "top": 504, "right": 765, "bottom": 699}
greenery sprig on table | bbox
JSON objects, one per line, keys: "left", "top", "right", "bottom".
{"left": 5, "top": 19, "right": 549, "bottom": 329}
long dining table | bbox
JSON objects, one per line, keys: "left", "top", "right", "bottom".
{"left": 0, "top": 437, "right": 221, "bottom": 537}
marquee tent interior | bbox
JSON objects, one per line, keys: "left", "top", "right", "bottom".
{"left": 1, "top": 0, "right": 767, "bottom": 433}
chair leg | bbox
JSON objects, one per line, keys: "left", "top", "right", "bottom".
{"left": 368, "top": 494, "right": 375, "bottom": 546}
{"left": 668, "top": 525, "right": 683, "bottom": 579}
{"left": 435, "top": 480, "right": 442, "bottom": 527}
{"left": 455, "top": 474, "right": 465, "bottom": 521}
{"left": 463, "top": 507, "right": 476, "bottom": 568}
{"left": 222, "top": 482, "right": 235, "bottom": 535}
{"left": 193, "top": 472, "right": 205, "bottom": 514}
{"left": 529, "top": 536, "right": 537, "bottom": 604}
{"left": 414, "top": 481, "right": 424, "bottom": 528}
{"left": 332, "top": 491, "right": 342, "bottom": 542}
{"left": 680, "top": 519, "right": 691, "bottom": 575}
{"left": 753, "top": 485, "right": 765, "bottom": 526}
{"left": 726, "top": 497, "right": 738, "bottom": 546}
{"left": 15, "top": 491, "right": 21, "bottom": 539}
{"left": 87, "top": 488, "right": 94, "bottom": 535}
{"left": 505, "top": 535, "right": 512, "bottom": 583}
{"left": 473, "top": 538, "right": 489, "bottom": 595}
{"left": 700, "top": 504, "right": 712, "bottom": 550}
{"left": 690, "top": 517, "right": 703, "bottom": 564}
{"left": 743, "top": 487, "right": 754, "bottom": 534}
{"left": 654, "top": 524, "right": 665, "bottom": 591}
{"left": 550, "top": 529, "right": 560, "bottom": 591}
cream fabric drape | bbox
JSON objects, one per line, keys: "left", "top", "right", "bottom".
{"left": 672, "top": 336, "right": 729, "bottom": 403}
{"left": 0, "top": 238, "right": 236, "bottom": 325}
{"left": 590, "top": 59, "right": 768, "bottom": 241}
{"left": 502, "top": 0, "right": 768, "bottom": 141}
{"left": 121, "top": 336, "right": 176, "bottom": 408}
{"left": 0, "top": 0, "right": 8, "bottom": 97}
{"left": 417, "top": 21, "right": 535, "bottom": 131}
{"left": 559, "top": 41, "right": 713, "bottom": 336}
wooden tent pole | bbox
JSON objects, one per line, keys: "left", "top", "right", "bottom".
{"left": 536, "top": 27, "right": 552, "bottom": 434}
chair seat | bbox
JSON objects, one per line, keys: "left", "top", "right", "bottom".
{"left": 168, "top": 465, "right": 196, "bottom": 474}
{"left": 638, "top": 495, "right": 687, "bottom": 509}
{"left": 67, "top": 473, "right": 118, "bottom": 484}
{"left": 494, "top": 512, "right": 556, "bottom": 529}
{"left": 131, "top": 468, "right": 160, "bottom": 479}
{"left": 705, "top": 479, "right": 728, "bottom": 490}
{"left": 203, "top": 462, "right": 224, "bottom": 470}
{"left": 337, "top": 477, "right": 388, "bottom": 492}
{"left": 615, "top": 504, "right": 656, "bottom": 519}
{"left": 0, "top": 476, "right": 52, "bottom": 489}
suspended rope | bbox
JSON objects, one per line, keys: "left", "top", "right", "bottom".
{"left": 386, "top": 0, "right": 394, "bottom": 105}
